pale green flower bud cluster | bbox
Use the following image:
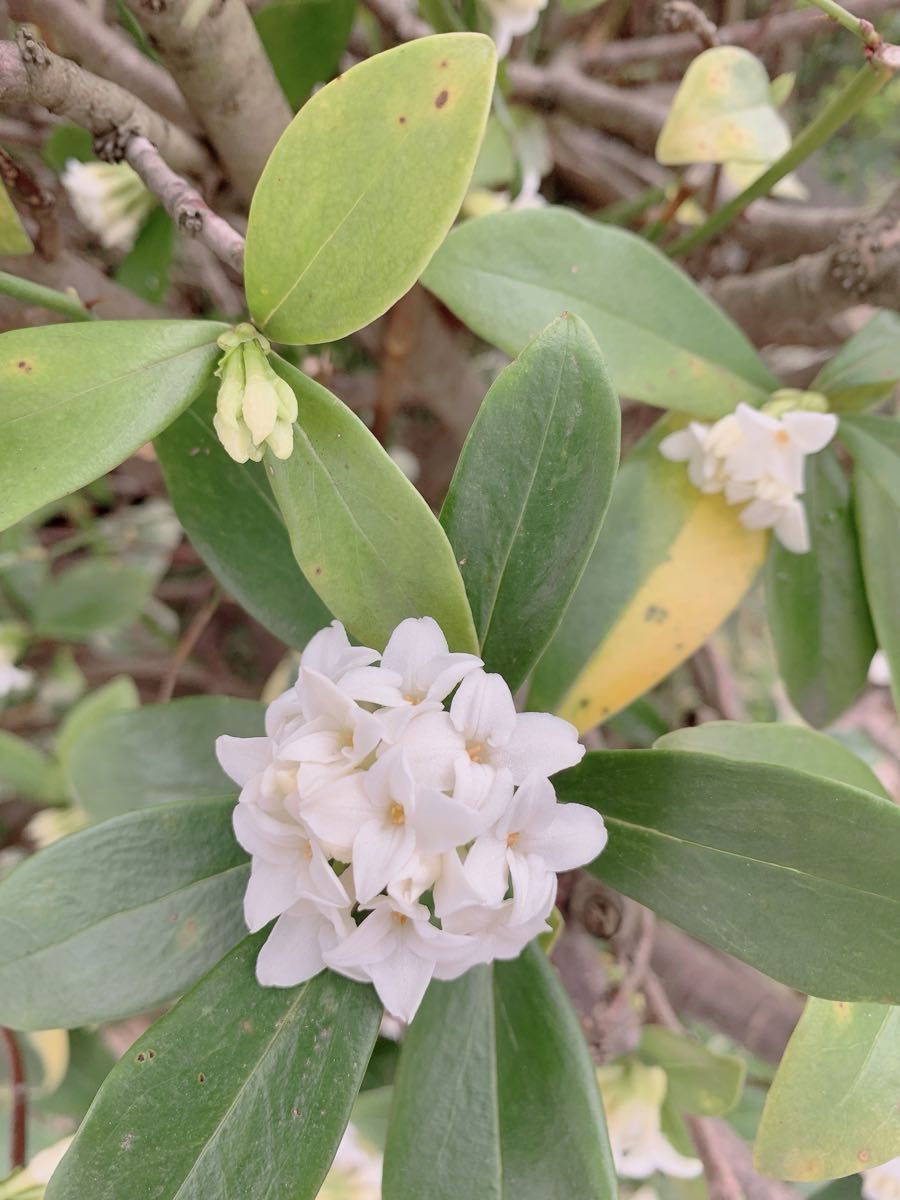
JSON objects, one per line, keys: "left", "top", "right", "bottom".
{"left": 213, "top": 324, "right": 298, "bottom": 464}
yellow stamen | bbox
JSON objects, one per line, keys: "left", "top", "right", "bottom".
{"left": 774, "top": 428, "right": 791, "bottom": 445}
{"left": 389, "top": 801, "right": 405, "bottom": 825}
{"left": 467, "top": 741, "right": 485, "bottom": 763}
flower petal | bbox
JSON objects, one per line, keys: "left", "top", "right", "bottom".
{"left": 255, "top": 906, "right": 330, "bottom": 986}
{"left": 244, "top": 860, "right": 301, "bottom": 931}
{"left": 352, "top": 820, "right": 417, "bottom": 905}
{"left": 518, "top": 801, "right": 608, "bottom": 872}
{"left": 450, "top": 670, "right": 517, "bottom": 746}
{"left": 215, "top": 735, "right": 270, "bottom": 787}
{"left": 505, "top": 712, "right": 584, "bottom": 782}
{"left": 782, "top": 410, "right": 838, "bottom": 455}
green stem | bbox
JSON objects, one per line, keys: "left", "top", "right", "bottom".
{"left": 668, "top": 62, "right": 891, "bottom": 259}
{"left": 0, "top": 271, "right": 94, "bottom": 322}
{"left": 803, "top": 0, "right": 881, "bottom": 45}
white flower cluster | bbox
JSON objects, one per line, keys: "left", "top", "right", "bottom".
{"left": 216, "top": 617, "right": 606, "bottom": 1023}
{"left": 660, "top": 397, "right": 838, "bottom": 553}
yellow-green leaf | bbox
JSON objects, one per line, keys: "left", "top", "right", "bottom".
{"left": 529, "top": 419, "right": 766, "bottom": 730}
{"left": 0, "top": 179, "right": 33, "bottom": 256}
{"left": 245, "top": 33, "right": 496, "bottom": 344}
{"left": 656, "top": 47, "right": 791, "bottom": 166}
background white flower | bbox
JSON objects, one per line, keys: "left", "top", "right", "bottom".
{"left": 216, "top": 616, "right": 605, "bottom": 1022}
{"left": 598, "top": 1061, "right": 702, "bottom": 1181}
{"left": 863, "top": 1156, "right": 900, "bottom": 1200}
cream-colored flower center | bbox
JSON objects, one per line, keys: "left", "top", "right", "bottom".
{"left": 389, "top": 801, "right": 405, "bottom": 826}
{"left": 467, "top": 741, "right": 486, "bottom": 763}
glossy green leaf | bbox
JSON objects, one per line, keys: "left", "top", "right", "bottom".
{"left": 0, "top": 178, "right": 33, "bottom": 256}
{"left": 68, "top": 696, "right": 264, "bottom": 823}
{"left": 655, "top": 720, "right": 889, "bottom": 799}
{"left": 32, "top": 561, "right": 154, "bottom": 641}
{"left": 840, "top": 415, "right": 900, "bottom": 711}
{"left": 423, "top": 207, "right": 776, "bottom": 415}
{"left": 47, "top": 938, "right": 382, "bottom": 1200}
{"left": 528, "top": 419, "right": 766, "bottom": 729}
{"left": 639, "top": 1025, "right": 745, "bottom": 1117}
{"left": 440, "top": 314, "right": 620, "bottom": 689}
{"left": 0, "top": 731, "right": 62, "bottom": 802}
{"left": 765, "top": 447, "right": 875, "bottom": 726}
{"left": 383, "top": 945, "right": 615, "bottom": 1200}
{"left": 755, "top": 1000, "right": 900, "bottom": 1180}
{"left": 0, "top": 320, "right": 224, "bottom": 531}
{"left": 255, "top": 0, "right": 356, "bottom": 109}
{"left": 267, "top": 355, "right": 478, "bottom": 652}
{"left": 0, "top": 797, "right": 248, "bottom": 1030}
{"left": 814, "top": 312, "right": 900, "bottom": 413}
{"left": 245, "top": 33, "right": 496, "bottom": 344}
{"left": 155, "top": 387, "right": 330, "bottom": 648}
{"left": 557, "top": 750, "right": 900, "bottom": 1001}
{"left": 56, "top": 677, "right": 140, "bottom": 769}
{"left": 115, "top": 208, "right": 174, "bottom": 304}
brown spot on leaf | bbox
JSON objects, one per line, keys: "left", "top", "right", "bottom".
{"left": 17, "top": 360, "right": 31, "bottom": 372}
{"left": 440, "top": 59, "right": 449, "bottom": 67}
{"left": 120, "top": 1133, "right": 135, "bottom": 1151}
{"left": 198, "top": 1073, "right": 206, "bottom": 1084}
{"left": 435, "top": 89, "right": 449, "bottom": 108}
{"left": 859, "top": 1150, "right": 871, "bottom": 1164}
{"left": 136, "top": 1052, "right": 146, "bottom": 1063}
{"left": 399, "top": 115, "right": 407, "bottom": 124}
{"left": 314, "top": 566, "right": 322, "bottom": 576}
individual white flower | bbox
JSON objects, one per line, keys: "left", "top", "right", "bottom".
{"left": 597, "top": 1061, "right": 702, "bottom": 1181}
{"left": 0, "top": 660, "right": 34, "bottom": 703}
{"left": 375, "top": 616, "right": 483, "bottom": 736}
{"left": 61, "top": 159, "right": 156, "bottom": 251}
{"left": 280, "top": 669, "right": 383, "bottom": 793}
{"left": 212, "top": 325, "right": 298, "bottom": 464}
{"left": 396, "top": 668, "right": 584, "bottom": 796}
{"left": 726, "top": 402, "right": 837, "bottom": 492}
{"left": 256, "top": 895, "right": 356, "bottom": 988}
{"left": 324, "top": 893, "right": 470, "bottom": 1023}
{"left": 659, "top": 414, "right": 741, "bottom": 494}
{"left": 483, "top": 0, "right": 548, "bottom": 58}
{"left": 462, "top": 773, "right": 607, "bottom": 912}
{"left": 863, "top": 1156, "right": 900, "bottom": 1200}
{"left": 727, "top": 473, "right": 810, "bottom": 553}
{"left": 318, "top": 1123, "right": 382, "bottom": 1200}
{"left": 869, "top": 650, "right": 892, "bottom": 688}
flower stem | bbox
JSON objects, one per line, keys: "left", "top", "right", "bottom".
{"left": 802, "top": 0, "right": 881, "bottom": 45}
{"left": 667, "top": 62, "right": 892, "bottom": 259}
{"left": 0, "top": 270, "right": 94, "bottom": 322}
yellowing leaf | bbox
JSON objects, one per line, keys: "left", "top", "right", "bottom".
{"left": 529, "top": 420, "right": 766, "bottom": 731}
{"left": 559, "top": 493, "right": 765, "bottom": 730}
{"left": 26, "top": 1028, "right": 70, "bottom": 1096}
{"left": 0, "top": 178, "right": 33, "bottom": 256}
{"left": 656, "top": 47, "right": 791, "bottom": 166}
{"left": 724, "top": 160, "right": 808, "bottom": 200}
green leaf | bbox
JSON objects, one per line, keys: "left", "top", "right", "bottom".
{"left": 155, "top": 386, "right": 331, "bottom": 648}
{"left": 56, "top": 676, "right": 140, "bottom": 769}
{"left": 383, "top": 945, "right": 615, "bottom": 1200}
{"left": 638, "top": 1025, "right": 746, "bottom": 1117}
{"left": 0, "top": 797, "right": 248, "bottom": 1030}
{"left": 0, "top": 320, "right": 224, "bottom": 531}
{"left": 765, "top": 447, "right": 875, "bottom": 726}
{"left": 839, "top": 415, "right": 900, "bottom": 711}
{"left": 0, "top": 731, "right": 62, "bottom": 802}
{"left": 47, "top": 938, "right": 382, "bottom": 1200}
{"left": 267, "top": 355, "right": 478, "bottom": 652}
{"left": 655, "top": 720, "right": 889, "bottom": 800}
{"left": 0, "top": 179, "right": 33, "bottom": 256}
{"left": 42, "top": 124, "right": 93, "bottom": 173}
{"left": 245, "top": 32, "right": 496, "bottom": 344}
{"left": 440, "top": 314, "right": 620, "bottom": 689}
{"left": 114, "top": 208, "right": 174, "bottom": 304}
{"left": 755, "top": 999, "right": 900, "bottom": 1180}
{"left": 31, "top": 561, "right": 154, "bottom": 641}
{"left": 422, "top": 207, "right": 776, "bottom": 416}
{"left": 68, "top": 696, "right": 264, "bottom": 823}
{"left": 528, "top": 418, "right": 766, "bottom": 729}
{"left": 557, "top": 750, "right": 900, "bottom": 1001}
{"left": 255, "top": 0, "right": 356, "bottom": 109}
{"left": 814, "top": 312, "right": 900, "bottom": 413}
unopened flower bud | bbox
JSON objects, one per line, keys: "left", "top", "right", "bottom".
{"left": 212, "top": 326, "right": 297, "bottom": 464}
{"left": 762, "top": 388, "right": 829, "bottom": 418}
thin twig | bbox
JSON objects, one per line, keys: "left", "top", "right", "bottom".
{"left": 7, "top": 0, "right": 198, "bottom": 131}
{"left": 0, "top": 1026, "right": 26, "bottom": 1171}
{"left": 123, "top": 135, "right": 245, "bottom": 275}
{"left": 0, "top": 32, "right": 211, "bottom": 178}
{"left": 157, "top": 587, "right": 223, "bottom": 703}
